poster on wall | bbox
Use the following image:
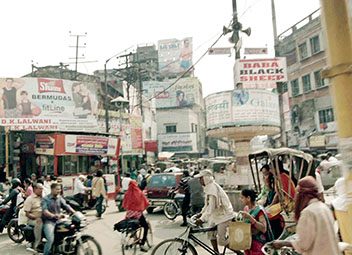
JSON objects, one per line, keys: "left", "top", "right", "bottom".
{"left": 143, "top": 77, "right": 201, "bottom": 109}
{"left": 158, "top": 133, "right": 197, "bottom": 153}
{"left": 158, "top": 37, "right": 193, "bottom": 75}
{"left": 0, "top": 77, "right": 99, "bottom": 132}
{"left": 205, "top": 91, "right": 232, "bottom": 129}
{"left": 35, "top": 134, "right": 55, "bottom": 155}
{"left": 234, "top": 58, "right": 287, "bottom": 89}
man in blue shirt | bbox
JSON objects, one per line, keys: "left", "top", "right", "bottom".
{"left": 41, "top": 183, "right": 75, "bottom": 255}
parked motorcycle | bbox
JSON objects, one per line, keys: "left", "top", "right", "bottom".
{"left": 20, "top": 212, "right": 102, "bottom": 255}
{"left": 65, "top": 195, "right": 106, "bottom": 214}
{"left": 163, "top": 189, "right": 185, "bottom": 220}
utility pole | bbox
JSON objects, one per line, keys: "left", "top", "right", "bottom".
{"left": 320, "top": 0, "right": 352, "bottom": 246}
{"left": 5, "top": 127, "right": 9, "bottom": 178}
{"left": 69, "top": 32, "right": 87, "bottom": 79}
{"left": 232, "top": 0, "right": 240, "bottom": 59}
{"left": 271, "top": 0, "right": 278, "bottom": 49}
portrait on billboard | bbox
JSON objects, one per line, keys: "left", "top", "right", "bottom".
{"left": 232, "top": 90, "right": 249, "bottom": 106}
{"left": 176, "top": 90, "right": 189, "bottom": 107}
{"left": 72, "top": 82, "right": 93, "bottom": 118}
{"left": 0, "top": 78, "right": 25, "bottom": 118}
{"left": 18, "top": 90, "right": 41, "bottom": 117}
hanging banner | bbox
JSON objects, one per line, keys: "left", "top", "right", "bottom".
{"left": 234, "top": 58, "right": 287, "bottom": 89}
{"left": 0, "top": 77, "right": 99, "bottom": 132}
{"left": 65, "top": 135, "right": 119, "bottom": 156}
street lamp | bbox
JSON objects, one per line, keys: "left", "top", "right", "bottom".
{"left": 111, "top": 96, "right": 129, "bottom": 174}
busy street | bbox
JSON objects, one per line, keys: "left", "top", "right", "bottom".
{"left": 1, "top": 0, "right": 352, "bottom": 255}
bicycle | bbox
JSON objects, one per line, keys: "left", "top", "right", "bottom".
{"left": 151, "top": 218, "right": 225, "bottom": 255}
{"left": 114, "top": 217, "right": 153, "bottom": 255}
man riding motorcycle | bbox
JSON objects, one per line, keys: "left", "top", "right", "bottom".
{"left": 42, "top": 183, "right": 75, "bottom": 255}
{"left": 23, "top": 182, "right": 44, "bottom": 251}
{"left": 0, "top": 178, "right": 23, "bottom": 233}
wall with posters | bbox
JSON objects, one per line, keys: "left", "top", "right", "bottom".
{"left": 158, "top": 37, "right": 192, "bottom": 75}
{"left": 0, "top": 77, "right": 99, "bottom": 132}
{"left": 143, "top": 77, "right": 202, "bottom": 109}
{"left": 205, "top": 89, "right": 280, "bottom": 129}
{"left": 158, "top": 133, "right": 197, "bottom": 153}
{"left": 233, "top": 58, "right": 287, "bottom": 89}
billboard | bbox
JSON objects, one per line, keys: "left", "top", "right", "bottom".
{"left": 0, "top": 77, "right": 99, "bottom": 132}
{"left": 143, "top": 77, "right": 201, "bottom": 109}
{"left": 158, "top": 133, "right": 197, "bottom": 153}
{"left": 205, "top": 89, "right": 280, "bottom": 128}
{"left": 65, "top": 135, "right": 119, "bottom": 156}
{"left": 234, "top": 58, "right": 287, "bottom": 89}
{"left": 35, "top": 134, "right": 55, "bottom": 155}
{"left": 158, "top": 37, "right": 192, "bottom": 75}
{"left": 205, "top": 91, "right": 232, "bottom": 129}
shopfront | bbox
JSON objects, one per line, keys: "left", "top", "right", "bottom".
{"left": 35, "top": 133, "right": 120, "bottom": 197}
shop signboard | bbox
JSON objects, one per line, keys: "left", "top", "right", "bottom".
{"left": 65, "top": 135, "right": 119, "bottom": 156}
{"left": 0, "top": 77, "right": 99, "bottom": 132}
{"left": 234, "top": 58, "right": 287, "bottom": 89}
{"left": 143, "top": 77, "right": 201, "bottom": 109}
{"left": 145, "top": 140, "right": 158, "bottom": 152}
{"left": 158, "top": 37, "right": 192, "bottom": 75}
{"left": 205, "top": 91, "right": 232, "bottom": 129}
{"left": 35, "top": 134, "right": 55, "bottom": 155}
{"left": 309, "top": 135, "right": 326, "bottom": 148}
{"left": 158, "top": 133, "right": 197, "bottom": 153}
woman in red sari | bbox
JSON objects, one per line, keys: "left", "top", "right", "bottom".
{"left": 122, "top": 180, "right": 150, "bottom": 252}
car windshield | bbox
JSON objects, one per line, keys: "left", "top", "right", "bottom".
{"left": 149, "top": 175, "right": 176, "bottom": 187}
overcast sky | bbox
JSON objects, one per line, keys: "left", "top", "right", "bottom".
{"left": 0, "top": 0, "right": 320, "bottom": 96}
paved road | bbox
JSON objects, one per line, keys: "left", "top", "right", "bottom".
{"left": 0, "top": 201, "right": 210, "bottom": 255}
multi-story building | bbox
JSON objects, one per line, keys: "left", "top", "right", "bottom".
{"left": 277, "top": 9, "right": 338, "bottom": 154}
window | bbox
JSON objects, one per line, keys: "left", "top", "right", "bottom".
{"left": 191, "top": 123, "right": 198, "bottom": 133}
{"left": 165, "top": 124, "right": 176, "bottom": 133}
{"left": 310, "top": 35, "right": 320, "bottom": 54}
{"left": 319, "top": 108, "right": 334, "bottom": 124}
{"left": 302, "top": 74, "right": 311, "bottom": 92}
{"left": 299, "top": 42, "right": 308, "bottom": 60}
{"left": 314, "top": 70, "right": 325, "bottom": 88}
{"left": 291, "top": 79, "right": 300, "bottom": 97}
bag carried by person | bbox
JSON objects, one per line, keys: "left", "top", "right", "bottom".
{"left": 229, "top": 213, "right": 252, "bottom": 251}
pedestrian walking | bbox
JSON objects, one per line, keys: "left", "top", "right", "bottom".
{"left": 92, "top": 170, "right": 107, "bottom": 218}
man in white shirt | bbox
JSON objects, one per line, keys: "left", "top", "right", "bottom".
{"left": 121, "top": 173, "right": 132, "bottom": 192}
{"left": 195, "top": 170, "right": 235, "bottom": 254}
{"left": 73, "top": 175, "right": 88, "bottom": 206}
{"left": 43, "top": 175, "right": 52, "bottom": 197}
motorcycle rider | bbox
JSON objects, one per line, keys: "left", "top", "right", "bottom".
{"left": 42, "top": 183, "right": 75, "bottom": 255}
{"left": 23, "top": 182, "right": 44, "bottom": 251}
{"left": 0, "top": 178, "right": 23, "bottom": 233}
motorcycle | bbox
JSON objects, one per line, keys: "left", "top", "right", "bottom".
{"left": 163, "top": 189, "right": 185, "bottom": 220}
{"left": 65, "top": 195, "right": 106, "bottom": 214}
{"left": 20, "top": 212, "right": 102, "bottom": 255}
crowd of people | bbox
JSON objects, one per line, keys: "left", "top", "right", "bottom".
{"left": 0, "top": 170, "right": 109, "bottom": 255}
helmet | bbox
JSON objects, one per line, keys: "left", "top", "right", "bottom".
{"left": 11, "top": 178, "right": 21, "bottom": 188}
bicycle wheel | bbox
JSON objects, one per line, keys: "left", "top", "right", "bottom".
{"left": 151, "top": 238, "right": 197, "bottom": 255}
{"left": 76, "top": 235, "right": 102, "bottom": 255}
{"left": 146, "top": 219, "right": 153, "bottom": 248}
{"left": 7, "top": 219, "right": 25, "bottom": 243}
{"left": 121, "top": 229, "right": 141, "bottom": 255}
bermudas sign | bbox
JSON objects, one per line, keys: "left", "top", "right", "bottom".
{"left": 205, "top": 89, "right": 280, "bottom": 128}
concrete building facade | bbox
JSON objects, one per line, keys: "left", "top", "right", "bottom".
{"left": 277, "top": 9, "right": 338, "bottom": 153}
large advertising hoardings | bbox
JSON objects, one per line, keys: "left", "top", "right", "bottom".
{"left": 205, "top": 89, "right": 280, "bottom": 128}
{"left": 158, "top": 37, "right": 193, "bottom": 75}
{"left": 234, "top": 58, "right": 287, "bottom": 89}
{"left": 143, "top": 77, "right": 201, "bottom": 109}
{"left": 158, "top": 133, "right": 197, "bottom": 153}
{"left": 0, "top": 77, "right": 99, "bottom": 132}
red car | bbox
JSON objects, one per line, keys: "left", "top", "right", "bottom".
{"left": 145, "top": 173, "right": 183, "bottom": 213}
